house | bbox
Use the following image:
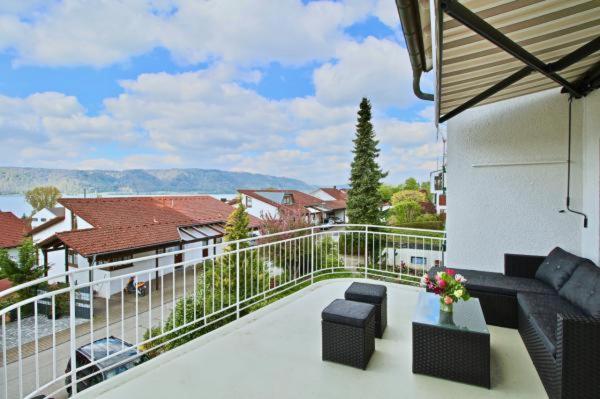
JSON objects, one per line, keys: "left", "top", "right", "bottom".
{"left": 430, "top": 169, "right": 446, "bottom": 215}
{"left": 0, "top": 211, "right": 30, "bottom": 261}
{"left": 238, "top": 188, "right": 347, "bottom": 224}
{"left": 37, "top": 196, "right": 260, "bottom": 298}
{"left": 28, "top": 207, "right": 68, "bottom": 280}
{"left": 30, "top": 207, "right": 65, "bottom": 228}
{"left": 397, "top": 0, "right": 600, "bottom": 271}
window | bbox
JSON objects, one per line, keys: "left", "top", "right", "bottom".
{"left": 411, "top": 256, "right": 427, "bottom": 266}
{"left": 40, "top": 218, "right": 47, "bottom": 222}
{"left": 68, "top": 249, "right": 78, "bottom": 266}
{"left": 282, "top": 194, "right": 293, "bottom": 205}
{"left": 245, "top": 196, "right": 252, "bottom": 208}
{"left": 32, "top": 218, "right": 38, "bottom": 222}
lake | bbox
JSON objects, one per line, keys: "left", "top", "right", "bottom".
{"left": 0, "top": 193, "right": 237, "bottom": 217}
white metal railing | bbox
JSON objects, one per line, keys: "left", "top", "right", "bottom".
{"left": 0, "top": 224, "right": 445, "bottom": 398}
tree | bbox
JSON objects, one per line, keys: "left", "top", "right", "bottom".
{"left": 347, "top": 98, "right": 387, "bottom": 224}
{"left": 402, "top": 177, "right": 420, "bottom": 191}
{"left": 25, "top": 186, "right": 61, "bottom": 214}
{"left": 0, "top": 239, "right": 45, "bottom": 299}
{"left": 224, "top": 200, "right": 251, "bottom": 250}
{"left": 378, "top": 184, "right": 400, "bottom": 203}
{"left": 388, "top": 200, "right": 423, "bottom": 226}
{"left": 391, "top": 190, "right": 427, "bottom": 205}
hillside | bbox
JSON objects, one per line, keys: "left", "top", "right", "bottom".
{"left": 0, "top": 167, "right": 314, "bottom": 195}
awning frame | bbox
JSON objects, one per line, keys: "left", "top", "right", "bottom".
{"left": 437, "top": 0, "right": 600, "bottom": 123}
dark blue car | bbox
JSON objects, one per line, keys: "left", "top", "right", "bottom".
{"left": 65, "top": 336, "right": 146, "bottom": 396}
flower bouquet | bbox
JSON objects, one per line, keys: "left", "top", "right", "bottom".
{"left": 421, "top": 269, "right": 470, "bottom": 313}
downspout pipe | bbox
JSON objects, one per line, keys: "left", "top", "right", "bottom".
{"left": 396, "top": 0, "right": 434, "bottom": 101}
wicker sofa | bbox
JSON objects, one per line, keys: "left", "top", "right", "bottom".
{"left": 428, "top": 247, "right": 600, "bottom": 399}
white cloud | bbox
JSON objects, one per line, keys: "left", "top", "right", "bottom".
{"left": 0, "top": 92, "right": 139, "bottom": 166}
{"left": 313, "top": 37, "right": 414, "bottom": 108}
{"left": 0, "top": 0, "right": 380, "bottom": 68}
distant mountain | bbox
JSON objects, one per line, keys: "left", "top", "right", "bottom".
{"left": 0, "top": 167, "right": 314, "bottom": 195}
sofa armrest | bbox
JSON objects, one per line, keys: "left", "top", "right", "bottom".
{"left": 557, "top": 313, "right": 600, "bottom": 396}
{"left": 504, "top": 254, "right": 545, "bottom": 278}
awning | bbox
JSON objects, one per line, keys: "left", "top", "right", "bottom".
{"left": 397, "top": 0, "right": 600, "bottom": 123}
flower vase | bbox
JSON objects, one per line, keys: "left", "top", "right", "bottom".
{"left": 440, "top": 300, "right": 453, "bottom": 313}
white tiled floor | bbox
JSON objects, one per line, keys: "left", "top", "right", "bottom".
{"left": 78, "top": 279, "right": 547, "bottom": 399}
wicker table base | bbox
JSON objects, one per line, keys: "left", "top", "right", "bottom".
{"left": 412, "top": 292, "right": 490, "bottom": 388}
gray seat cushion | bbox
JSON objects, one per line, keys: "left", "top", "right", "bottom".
{"left": 345, "top": 282, "right": 387, "bottom": 304}
{"left": 558, "top": 260, "right": 600, "bottom": 317}
{"left": 517, "top": 292, "right": 586, "bottom": 318}
{"left": 517, "top": 292, "right": 587, "bottom": 357}
{"left": 428, "top": 267, "right": 555, "bottom": 296}
{"left": 322, "top": 299, "right": 375, "bottom": 328}
{"left": 535, "top": 247, "right": 583, "bottom": 291}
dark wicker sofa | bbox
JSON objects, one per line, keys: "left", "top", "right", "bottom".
{"left": 428, "top": 247, "right": 600, "bottom": 399}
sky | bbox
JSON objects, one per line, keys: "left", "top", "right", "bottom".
{"left": 0, "top": 0, "right": 441, "bottom": 186}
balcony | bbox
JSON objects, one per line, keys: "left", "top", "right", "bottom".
{"left": 0, "top": 225, "right": 547, "bottom": 398}
{"left": 77, "top": 278, "right": 545, "bottom": 399}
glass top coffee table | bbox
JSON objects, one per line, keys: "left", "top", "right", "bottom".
{"left": 412, "top": 291, "right": 490, "bottom": 388}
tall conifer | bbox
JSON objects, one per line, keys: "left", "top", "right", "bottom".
{"left": 347, "top": 98, "right": 387, "bottom": 224}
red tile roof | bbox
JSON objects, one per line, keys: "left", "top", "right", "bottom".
{"left": 320, "top": 187, "right": 348, "bottom": 201}
{"left": 238, "top": 189, "right": 322, "bottom": 213}
{"left": 0, "top": 212, "right": 30, "bottom": 249}
{"left": 40, "top": 196, "right": 260, "bottom": 257}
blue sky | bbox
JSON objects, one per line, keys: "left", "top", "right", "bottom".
{"left": 0, "top": 0, "right": 440, "bottom": 186}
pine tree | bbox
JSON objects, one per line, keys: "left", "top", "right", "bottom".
{"left": 347, "top": 98, "right": 387, "bottom": 224}
{"left": 224, "top": 200, "right": 251, "bottom": 250}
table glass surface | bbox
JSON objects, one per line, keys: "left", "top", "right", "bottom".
{"left": 412, "top": 291, "right": 489, "bottom": 335}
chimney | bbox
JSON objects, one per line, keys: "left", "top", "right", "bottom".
{"left": 220, "top": 198, "right": 227, "bottom": 202}
{"left": 333, "top": 185, "right": 337, "bottom": 190}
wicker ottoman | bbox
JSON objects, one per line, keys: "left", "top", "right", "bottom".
{"left": 322, "top": 299, "right": 376, "bottom": 370}
{"left": 344, "top": 282, "right": 387, "bottom": 338}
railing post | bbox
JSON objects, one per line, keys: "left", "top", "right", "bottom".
{"left": 310, "top": 227, "right": 315, "bottom": 285}
{"left": 236, "top": 241, "right": 240, "bottom": 320}
{"left": 69, "top": 284, "right": 77, "bottom": 395}
{"left": 364, "top": 226, "right": 368, "bottom": 279}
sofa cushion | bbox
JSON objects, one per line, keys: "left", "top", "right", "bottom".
{"left": 558, "top": 260, "right": 600, "bottom": 317}
{"left": 535, "top": 247, "right": 583, "bottom": 291}
{"left": 322, "top": 299, "right": 375, "bottom": 328}
{"left": 517, "top": 293, "right": 585, "bottom": 358}
{"left": 517, "top": 292, "right": 586, "bottom": 318}
{"left": 428, "top": 267, "right": 555, "bottom": 296}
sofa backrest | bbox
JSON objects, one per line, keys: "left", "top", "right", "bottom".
{"left": 559, "top": 260, "right": 600, "bottom": 318}
{"left": 535, "top": 247, "right": 584, "bottom": 291}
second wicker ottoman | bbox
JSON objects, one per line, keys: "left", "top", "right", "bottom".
{"left": 344, "top": 282, "right": 387, "bottom": 338}
{"left": 322, "top": 299, "right": 376, "bottom": 370}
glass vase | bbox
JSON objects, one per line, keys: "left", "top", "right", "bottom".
{"left": 439, "top": 300, "right": 453, "bottom": 313}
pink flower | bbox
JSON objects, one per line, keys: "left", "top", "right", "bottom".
{"left": 438, "top": 279, "right": 447, "bottom": 289}
{"left": 455, "top": 274, "right": 465, "bottom": 283}
{"left": 444, "top": 296, "right": 453, "bottom": 305}
{"left": 446, "top": 268, "right": 456, "bottom": 276}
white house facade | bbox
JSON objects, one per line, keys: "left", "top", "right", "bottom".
{"left": 38, "top": 196, "right": 258, "bottom": 298}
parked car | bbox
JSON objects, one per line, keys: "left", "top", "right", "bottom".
{"left": 65, "top": 336, "right": 146, "bottom": 396}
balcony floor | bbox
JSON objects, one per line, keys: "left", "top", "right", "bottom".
{"left": 79, "top": 279, "right": 547, "bottom": 399}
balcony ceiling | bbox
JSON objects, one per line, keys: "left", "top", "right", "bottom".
{"left": 436, "top": 0, "right": 600, "bottom": 120}
{"left": 78, "top": 280, "right": 546, "bottom": 399}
